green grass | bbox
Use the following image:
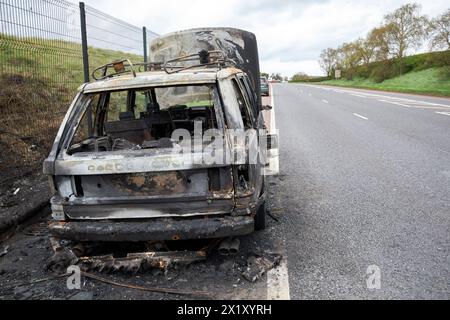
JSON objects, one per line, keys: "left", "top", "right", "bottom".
{"left": 0, "top": 34, "right": 143, "bottom": 91}
{"left": 0, "top": 34, "right": 145, "bottom": 176}
{"left": 319, "top": 67, "right": 450, "bottom": 96}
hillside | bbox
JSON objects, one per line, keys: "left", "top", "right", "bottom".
{"left": 321, "top": 67, "right": 450, "bottom": 96}
{"left": 315, "top": 51, "right": 450, "bottom": 97}
{"left": 0, "top": 35, "right": 143, "bottom": 183}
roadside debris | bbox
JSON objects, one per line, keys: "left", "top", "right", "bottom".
{"left": 0, "top": 245, "right": 9, "bottom": 257}
{"left": 0, "top": 272, "right": 70, "bottom": 293}
{"left": 267, "top": 212, "right": 279, "bottom": 222}
{"left": 82, "top": 271, "right": 211, "bottom": 298}
{"left": 46, "top": 236, "right": 212, "bottom": 274}
{"left": 242, "top": 252, "right": 282, "bottom": 283}
{"left": 0, "top": 188, "right": 22, "bottom": 208}
{"left": 46, "top": 247, "right": 78, "bottom": 274}
{"left": 78, "top": 251, "right": 206, "bottom": 274}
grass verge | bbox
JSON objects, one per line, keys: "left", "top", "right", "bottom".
{"left": 0, "top": 35, "right": 143, "bottom": 184}
{"left": 319, "top": 67, "right": 450, "bottom": 97}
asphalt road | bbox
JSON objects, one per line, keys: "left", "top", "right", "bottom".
{"left": 272, "top": 83, "right": 450, "bottom": 299}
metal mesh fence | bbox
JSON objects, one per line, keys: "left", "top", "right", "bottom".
{"left": 0, "top": 0, "right": 157, "bottom": 187}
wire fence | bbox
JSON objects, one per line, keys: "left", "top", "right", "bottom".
{"left": 0, "top": 0, "right": 158, "bottom": 187}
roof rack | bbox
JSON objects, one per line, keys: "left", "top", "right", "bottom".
{"left": 163, "top": 50, "right": 236, "bottom": 74}
{"left": 91, "top": 59, "right": 137, "bottom": 81}
{"left": 134, "top": 62, "right": 164, "bottom": 72}
{"left": 91, "top": 50, "right": 235, "bottom": 81}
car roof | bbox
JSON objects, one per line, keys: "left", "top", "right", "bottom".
{"left": 81, "top": 67, "right": 243, "bottom": 93}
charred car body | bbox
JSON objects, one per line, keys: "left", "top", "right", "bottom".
{"left": 43, "top": 28, "right": 277, "bottom": 242}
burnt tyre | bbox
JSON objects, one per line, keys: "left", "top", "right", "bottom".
{"left": 254, "top": 201, "right": 266, "bottom": 231}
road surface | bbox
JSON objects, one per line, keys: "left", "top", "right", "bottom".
{"left": 272, "top": 83, "right": 450, "bottom": 299}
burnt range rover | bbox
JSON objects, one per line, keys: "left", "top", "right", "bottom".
{"left": 43, "top": 28, "right": 278, "bottom": 243}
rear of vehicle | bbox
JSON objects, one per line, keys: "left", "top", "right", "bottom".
{"left": 260, "top": 77, "right": 269, "bottom": 96}
{"left": 44, "top": 67, "right": 267, "bottom": 242}
{"left": 44, "top": 27, "right": 271, "bottom": 242}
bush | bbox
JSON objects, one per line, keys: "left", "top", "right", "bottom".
{"left": 341, "top": 50, "right": 450, "bottom": 82}
{"left": 438, "top": 66, "right": 450, "bottom": 80}
{"left": 290, "top": 76, "right": 331, "bottom": 83}
{"left": 370, "top": 62, "right": 395, "bottom": 83}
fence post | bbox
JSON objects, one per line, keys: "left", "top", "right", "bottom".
{"left": 143, "top": 27, "right": 149, "bottom": 106}
{"left": 79, "top": 2, "right": 92, "bottom": 136}
{"left": 143, "top": 27, "right": 148, "bottom": 70}
{"left": 79, "top": 2, "right": 89, "bottom": 82}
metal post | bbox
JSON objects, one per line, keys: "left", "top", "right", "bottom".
{"left": 143, "top": 27, "right": 148, "bottom": 70}
{"left": 79, "top": 2, "right": 92, "bottom": 136}
{"left": 79, "top": 2, "right": 89, "bottom": 83}
{"left": 143, "top": 26, "right": 149, "bottom": 106}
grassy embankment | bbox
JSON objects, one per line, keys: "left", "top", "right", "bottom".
{"left": 321, "top": 67, "right": 450, "bottom": 96}
{"left": 0, "top": 35, "right": 142, "bottom": 181}
{"left": 294, "top": 51, "right": 450, "bottom": 97}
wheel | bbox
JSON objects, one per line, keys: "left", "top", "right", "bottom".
{"left": 254, "top": 201, "right": 266, "bottom": 231}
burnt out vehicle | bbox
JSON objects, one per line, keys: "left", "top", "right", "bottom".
{"left": 43, "top": 28, "right": 277, "bottom": 243}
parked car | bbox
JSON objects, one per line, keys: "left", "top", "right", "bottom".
{"left": 43, "top": 28, "right": 278, "bottom": 243}
{"left": 260, "top": 76, "right": 270, "bottom": 96}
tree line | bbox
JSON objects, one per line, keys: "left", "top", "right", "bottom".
{"left": 318, "top": 3, "right": 450, "bottom": 80}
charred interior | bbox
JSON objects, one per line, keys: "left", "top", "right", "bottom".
{"left": 68, "top": 84, "right": 218, "bottom": 154}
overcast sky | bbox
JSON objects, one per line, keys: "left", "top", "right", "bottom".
{"left": 82, "top": 0, "right": 448, "bottom": 77}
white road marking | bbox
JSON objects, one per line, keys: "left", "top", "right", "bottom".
{"left": 305, "top": 84, "right": 450, "bottom": 108}
{"left": 378, "top": 99, "right": 413, "bottom": 108}
{"left": 308, "top": 93, "right": 312, "bottom": 97}
{"left": 351, "top": 94, "right": 368, "bottom": 98}
{"left": 344, "top": 90, "right": 450, "bottom": 108}
{"left": 436, "top": 111, "right": 450, "bottom": 117}
{"left": 266, "top": 238, "right": 290, "bottom": 300}
{"left": 267, "top": 257, "right": 290, "bottom": 300}
{"left": 270, "top": 85, "right": 276, "bottom": 134}
{"left": 353, "top": 113, "right": 368, "bottom": 120}
{"left": 322, "top": 99, "right": 329, "bottom": 104}
{"left": 378, "top": 100, "right": 450, "bottom": 110}
{"left": 266, "top": 86, "right": 287, "bottom": 300}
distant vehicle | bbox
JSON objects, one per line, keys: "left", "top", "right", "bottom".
{"left": 260, "top": 76, "right": 270, "bottom": 96}
{"left": 43, "top": 28, "right": 279, "bottom": 243}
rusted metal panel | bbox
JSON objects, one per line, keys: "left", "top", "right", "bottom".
{"left": 43, "top": 91, "right": 84, "bottom": 176}
{"left": 81, "top": 171, "right": 198, "bottom": 197}
{"left": 149, "top": 28, "right": 262, "bottom": 106}
{"left": 78, "top": 251, "right": 207, "bottom": 273}
{"left": 62, "top": 199, "right": 234, "bottom": 220}
{"left": 54, "top": 148, "right": 232, "bottom": 176}
{"left": 48, "top": 216, "right": 255, "bottom": 242}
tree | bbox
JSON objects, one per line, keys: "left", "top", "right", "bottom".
{"left": 337, "top": 42, "right": 363, "bottom": 79}
{"left": 260, "top": 72, "right": 270, "bottom": 79}
{"left": 383, "top": 3, "right": 428, "bottom": 59}
{"left": 428, "top": 8, "right": 450, "bottom": 50}
{"left": 319, "top": 48, "right": 339, "bottom": 77}
{"left": 291, "top": 72, "right": 310, "bottom": 82}
{"left": 270, "top": 73, "right": 283, "bottom": 81}
{"left": 354, "top": 38, "right": 374, "bottom": 66}
{"left": 366, "top": 26, "right": 392, "bottom": 61}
